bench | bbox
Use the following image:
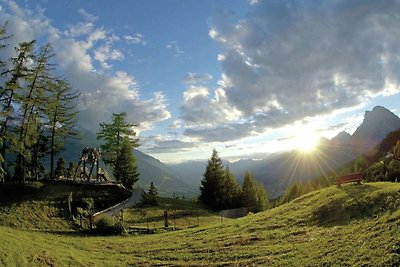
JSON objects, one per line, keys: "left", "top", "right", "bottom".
{"left": 335, "top": 173, "right": 363, "bottom": 186}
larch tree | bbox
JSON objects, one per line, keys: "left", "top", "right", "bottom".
{"left": 14, "top": 44, "right": 54, "bottom": 182}
{"left": 45, "top": 79, "right": 79, "bottom": 180}
{"left": 96, "top": 112, "right": 139, "bottom": 173}
{"left": 0, "top": 41, "right": 36, "bottom": 180}
{"left": 113, "top": 137, "right": 140, "bottom": 189}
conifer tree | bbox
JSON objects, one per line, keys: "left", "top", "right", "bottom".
{"left": 45, "top": 79, "right": 79, "bottom": 180}
{"left": 113, "top": 137, "right": 139, "bottom": 189}
{"left": 241, "top": 172, "right": 258, "bottom": 207}
{"left": 97, "top": 112, "right": 139, "bottom": 173}
{"left": 148, "top": 181, "right": 158, "bottom": 196}
{"left": 67, "top": 162, "right": 76, "bottom": 178}
{"left": 0, "top": 41, "right": 36, "bottom": 180}
{"left": 54, "top": 157, "right": 66, "bottom": 179}
{"left": 199, "top": 149, "right": 226, "bottom": 210}
{"left": 222, "top": 166, "right": 242, "bottom": 209}
{"left": 256, "top": 182, "right": 269, "bottom": 212}
{"left": 14, "top": 44, "right": 54, "bottom": 181}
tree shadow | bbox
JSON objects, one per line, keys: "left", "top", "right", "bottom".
{"left": 312, "top": 183, "right": 384, "bottom": 227}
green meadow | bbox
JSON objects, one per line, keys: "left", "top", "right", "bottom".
{"left": 1, "top": 182, "right": 399, "bottom": 266}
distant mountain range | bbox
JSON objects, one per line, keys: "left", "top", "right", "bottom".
{"left": 168, "top": 106, "right": 400, "bottom": 198}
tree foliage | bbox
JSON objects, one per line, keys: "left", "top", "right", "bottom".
{"left": 241, "top": 172, "right": 258, "bottom": 207}
{"left": 54, "top": 157, "right": 66, "bottom": 179}
{"left": 97, "top": 112, "right": 139, "bottom": 172}
{"left": 45, "top": 79, "right": 79, "bottom": 180}
{"left": 199, "top": 149, "right": 226, "bottom": 210}
{"left": 0, "top": 24, "right": 79, "bottom": 182}
{"left": 148, "top": 182, "right": 158, "bottom": 196}
{"left": 199, "top": 149, "right": 265, "bottom": 211}
{"left": 113, "top": 137, "right": 139, "bottom": 189}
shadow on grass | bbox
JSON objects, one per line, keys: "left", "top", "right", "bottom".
{"left": 311, "top": 183, "right": 392, "bottom": 227}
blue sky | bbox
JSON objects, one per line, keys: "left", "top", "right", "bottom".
{"left": 1, "top": 0, "right": 400, "bottom": 163}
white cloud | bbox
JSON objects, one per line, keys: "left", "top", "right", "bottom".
{"left": 181, "top": 86, "right": 241, "bottom": 129}
{"left": 124, "top": 33, "right": 146, "bottom": 46}
{"left": 181, "top": 0, "right": 400, "bottom": 143}
{"left": 94, "top": 45, "right": 124, "bottom": 69}
{"left": 182, "top": 72, "right": 213, "bottom": 85}
{"left": 0, "top": 1, "right": 170, "bottom": 133}
{"left": 166, "top": 41, "right": 184, "bottom": 57}
{"left": 78, "top": 8, "right": 98, "bottom": 22}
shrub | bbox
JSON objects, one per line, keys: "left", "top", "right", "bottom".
{"left": 94, "top": 217, "right": 123, "bottom": 235}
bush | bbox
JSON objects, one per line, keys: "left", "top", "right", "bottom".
{"left": 94, "top": 217, "right": 123, "bottom": 235}
{"left": 140, "top": 192, "right": 158, "bottom": 206}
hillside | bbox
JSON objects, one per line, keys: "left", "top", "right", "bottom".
{"left": 1, "top": 182, "right": 399, "bottom": 266}
{"left": 0, "top": 181, "right": 131, "bottom": 231}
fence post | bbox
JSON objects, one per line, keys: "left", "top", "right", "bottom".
{"left": 164, "top": 210, "right": 168, "bottom": 228}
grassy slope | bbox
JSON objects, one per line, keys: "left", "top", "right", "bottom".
{"left": 1, "top": 182, "right": 400, "bottom": 266}
{"left": 124, "top": 197, "right": 220, "bottom": 230}
{"left": 0, "top": 181, "right": 130, "bottom": 231}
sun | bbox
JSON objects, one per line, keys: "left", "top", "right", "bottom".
{"left": 292, "top": 127, "right": 320, "bottom": 152}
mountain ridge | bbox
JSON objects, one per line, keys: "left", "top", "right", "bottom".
{"left": 168, "top": 106, "right": 400, "bottom": 197}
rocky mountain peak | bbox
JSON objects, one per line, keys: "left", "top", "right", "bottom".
{"left": 352, "top": 106, "right": 400, "bottom": 151}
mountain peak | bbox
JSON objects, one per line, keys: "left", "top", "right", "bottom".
{"left": 352, "top": 106, "right": 400, "bottom": 151}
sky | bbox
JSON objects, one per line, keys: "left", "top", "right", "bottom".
{"left": 1, "top": 0, "right": 400, "bottom": 163}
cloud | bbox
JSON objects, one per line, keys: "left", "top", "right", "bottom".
{"left": 326, "top": 123, "right": 348, "bottom": 131}
{"left": 143, "top": 139, "right": 196, "bottom": 153}
{"left": 182, "top": 72, "right": 213, "bottom": 85}
{"left": 181, "top": 0, "right": 400, "bottom": 143}
{"left": 78, "top": 8, "right": 99, "bottom": 22}
{"left": 169, "top": 120, "right": 181, "bottom": 129}
{"left": 0, "top": 1, "right": 170, "bottom": 133}
{"left": 166, "top": 41, "right": 184, "bottom": 57}
{"left": 94, "top": 45, "right": 124, "bottom": 69}
{"left": 180, "top": 86, "right": 241, "bottom": 128}
{"left": 184, "top": 122, "right": 254, "bottom": 142}
{"left": 124, "top": 33, "right": 146, "bottom": 45}
{"left": 65, "top": 9, "right": 99, "bottom": 37}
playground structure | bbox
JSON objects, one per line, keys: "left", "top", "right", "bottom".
{"left": 73, "top": 147, "right": 109, "bottom": 182}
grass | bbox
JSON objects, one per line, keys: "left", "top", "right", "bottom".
{"left": 1, "top": 182, "right": 400, "bottom": 266}
{"left": 0, "top": 181, "right": 130, "bottom": 230}
{"left": 123, "top": 196, "right": 221, "bottom": 230}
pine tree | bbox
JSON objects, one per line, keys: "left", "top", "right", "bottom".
{"left": 256, "top": 182, "right": 269, "bottom": 212}
{"left": 241, "top": 172, "right": 258, "bottom": 207}
{"left": 45, "top": 79, "right": 79, "bottom": 180}
{"left": 222, "top": 166, "right": 242, "bottom": 209}
{"left": 199, "top": 149, "right": 226, "bottom": 210}
{"left": 54, "top": 157, "right": 66, "bottom": 179}
{"left": 67, "top": 162, "right": 77, "bottom": 178}
{"left": 113, "top": 137, "right": 140, "bottom": 189}
{"left": 148, "top": 182, "right": 158, "bottom": 196}
{"left": 97, "top": 112, "right": 139, "bottom": 173}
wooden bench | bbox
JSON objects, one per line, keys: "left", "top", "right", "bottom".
{"left": 335, "top": 173, "right": 363, "bottom": 186}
